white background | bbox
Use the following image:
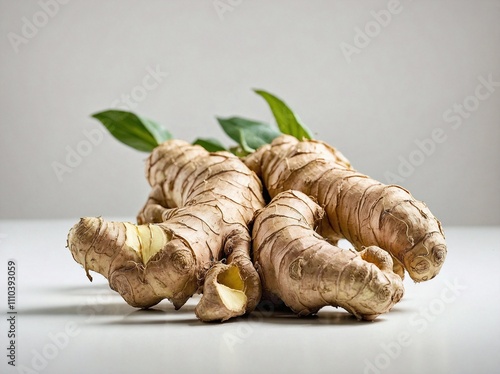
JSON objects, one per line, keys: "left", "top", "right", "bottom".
{"left": 0, "top": 221, "right": 499, "bottom": 374}
{"left": 1, "top": 3, "right": 500, "bottom": 373}
{"left": 0, "top": 1, "right": 499, "bottom": 224}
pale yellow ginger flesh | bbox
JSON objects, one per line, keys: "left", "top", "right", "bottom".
{"left": 124, "top": 223, "right": 170, "bottom": 264}
{"left": 216, "top": 285, "right": 247, "bottom": 312}
{"left": 195, "top": 264, "right": 248, "bottom": 321}
{"left": 67, "top": 140, "right": 265, "bottom": 322}
{"left": 216, "top": 265, "right": 247, "bottom": 311}
{"left": 246, "top": 135, "right": 447, "bottom": 282}
{"left": 68, "top": 217, "right": 181, "bottom": 307}
{"left": 252, "top": 190, "right": 404, "bottom": 320}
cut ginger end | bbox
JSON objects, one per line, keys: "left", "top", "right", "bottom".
{"left": 124, "top": 223, "right": 170, "bottom": 264}
{"left": 215, "top": 266, "right": 247, "bottom": 312}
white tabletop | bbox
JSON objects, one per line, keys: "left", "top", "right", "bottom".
{"left": 1, "top": 220, "right": 499, "bottom": 374}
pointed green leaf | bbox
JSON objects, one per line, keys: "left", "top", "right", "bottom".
{"left": 238, "top": 129, "right": 256, "bottom": 154}
{"left": 193, "top": 138, "right": 227, "bottom": 152}
{"left": 217, "top": 117, "right": 281, "bottom": 151}
{"left": 92, "top": 110, "right": 172, "bottom": 152}
{"left": 140, "top": 117, "right": 172, "bottom": 144}
{"left": 254, "top": 89, "right": 313, "bottom": 140}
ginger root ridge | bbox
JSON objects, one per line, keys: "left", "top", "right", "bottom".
{"left": 252, "top": 190, "right": 404, "bottom": 320}
{"left": 246, "top": 135, "right": 447, "bottom": 282}
{"left": 67, "top": 140, "right": 265, "bottom": 321}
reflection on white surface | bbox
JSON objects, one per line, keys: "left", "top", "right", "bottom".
{"left": 0, "top": 221, "right": 499, "bottom": 374}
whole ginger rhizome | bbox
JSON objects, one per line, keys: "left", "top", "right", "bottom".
{"left": 66, "top": 92, "right": 446, "bottom": 322}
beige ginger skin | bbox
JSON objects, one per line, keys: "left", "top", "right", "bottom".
{"left": 252, "top": 190, "right": 404, "bottom": 320}
{"left": 246, "top": 135, "right": 447, "bottom": 282}
{"left": 67, "top": 140, "right": 265, "bottom": 321}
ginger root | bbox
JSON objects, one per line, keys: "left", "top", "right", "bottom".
{"left": 246, "top": 135, "right": 447, "bottom": 282}
{"left": 252, "top": 190, "right": 404, "bottom": 320}
{"left": 66, "top": 95, "right": 450, "bottom": 323}
{"left": 67, "top": 140, "right": 265, "bottom": 321}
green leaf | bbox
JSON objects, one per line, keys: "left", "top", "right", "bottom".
{"left": 193, "top": 138, "right": 227, "bottom": 152}
{"left": 254, "top": 89, "right": 313, "bottom": 140}
{"left": 217, "top": 117, "right": 281, "bottom": 151}
{"left": 92, "top": 110, "right": 172, "bottom": 152}
{"left": 237, "top": 129, "right": 256, "bottom": 153}
{"left": 141, "top": 117, "right": 172, "bottom": 145}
